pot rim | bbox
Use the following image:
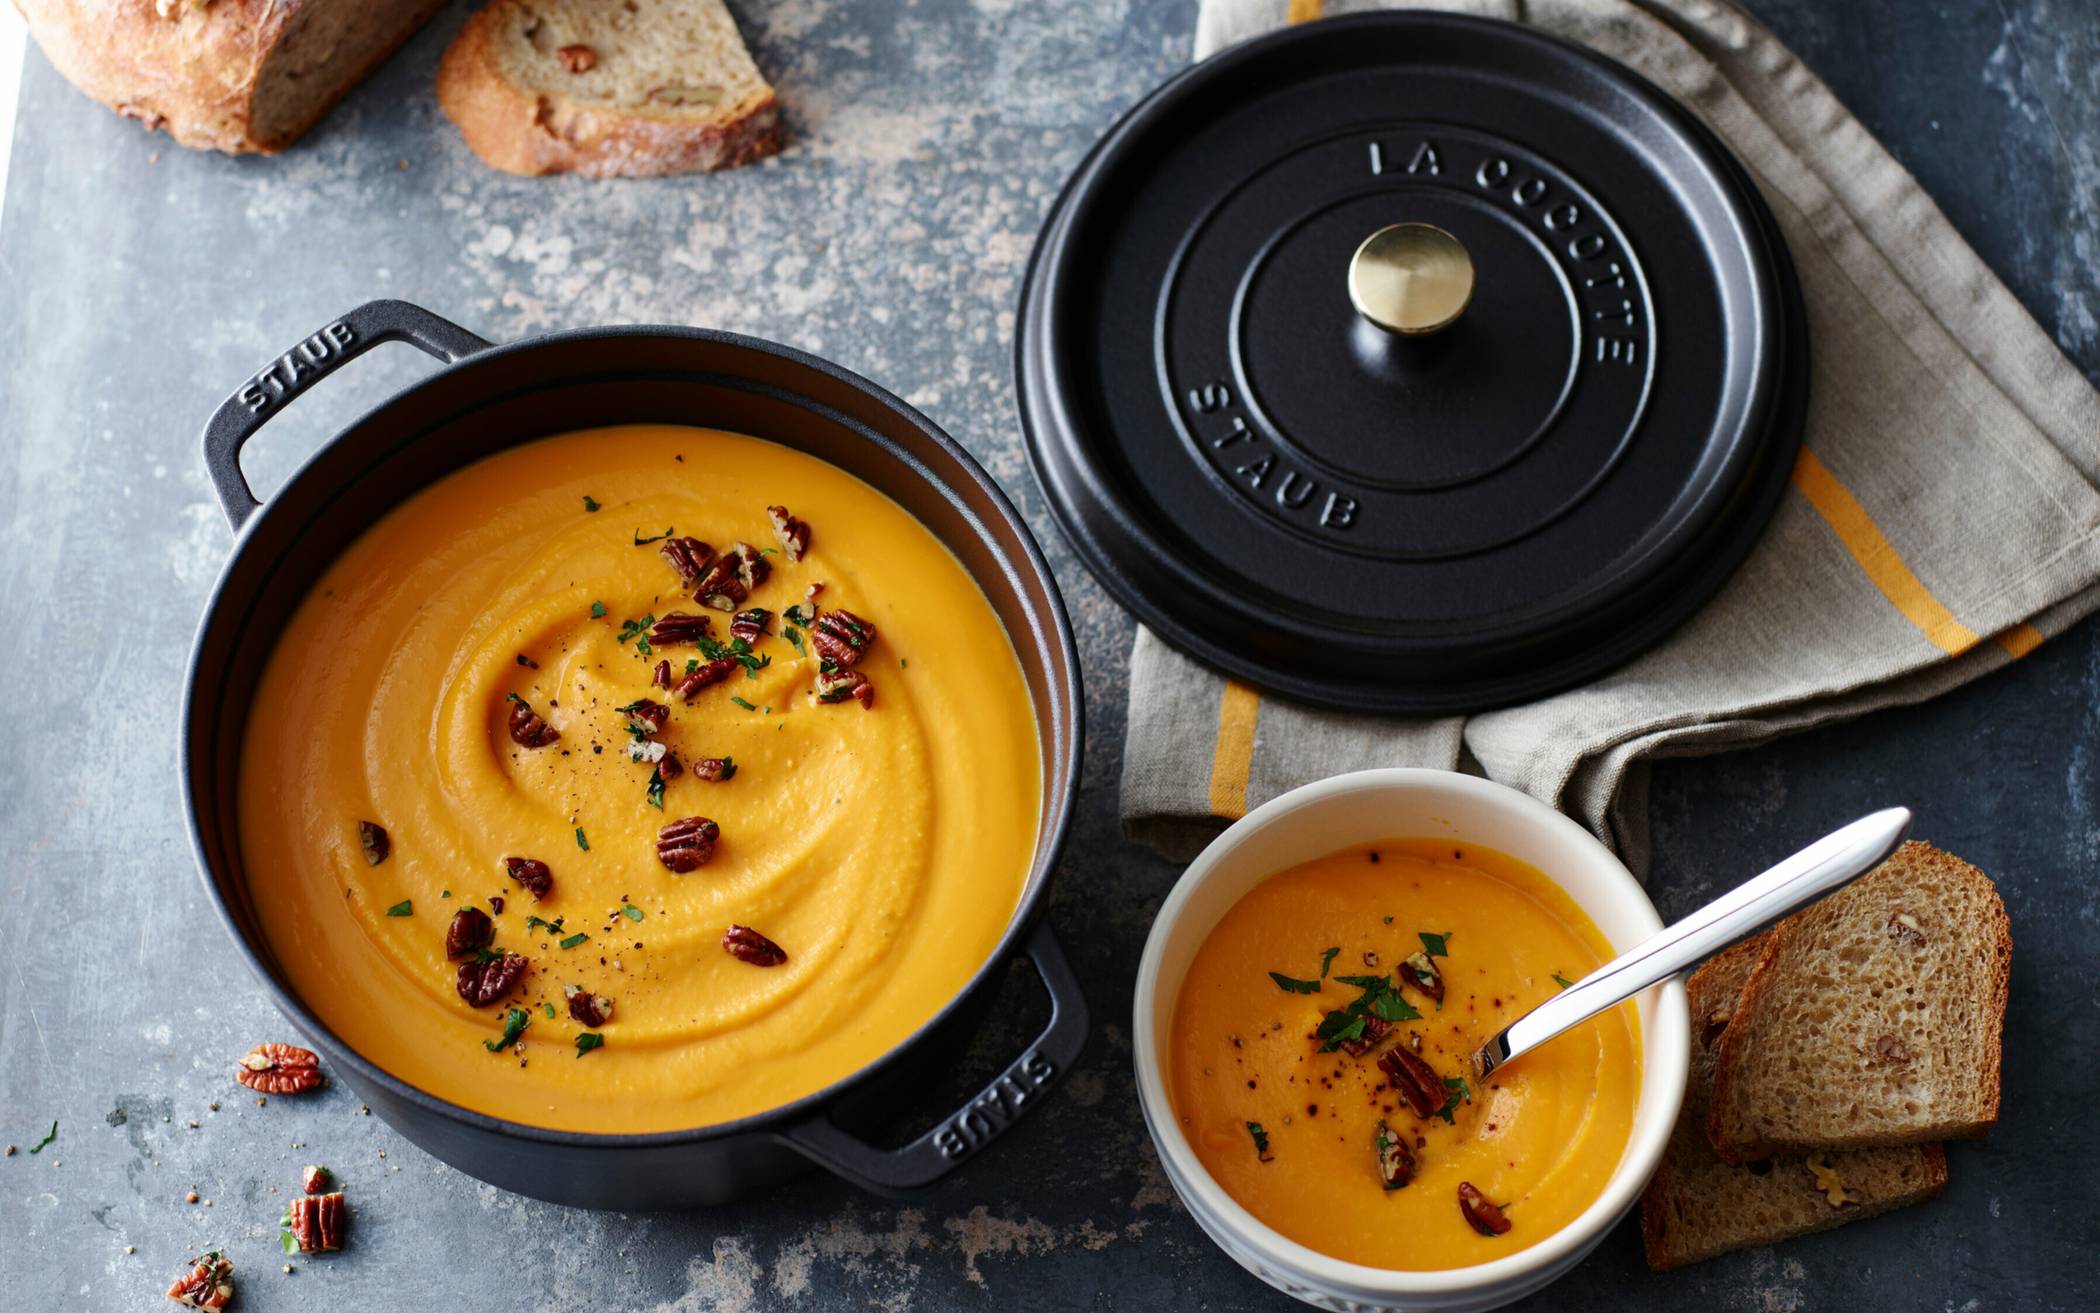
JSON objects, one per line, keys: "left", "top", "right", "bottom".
{"left": 1130, "top": 768, "right": 1690, "bottom": 1299}
{"left": 181, "top": 320, "right": 1084, "bottom": 1149}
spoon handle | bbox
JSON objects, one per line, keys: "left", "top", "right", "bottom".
{"left": 1474, "top": 807, "right": 1913, "bottom": 1080}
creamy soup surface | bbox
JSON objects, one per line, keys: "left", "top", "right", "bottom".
{"left": 239, "top": 425, "right": 1040, "bottom": 1131}
{"left": 1169, "top": 840, "right": 1640, "bottom": 1269}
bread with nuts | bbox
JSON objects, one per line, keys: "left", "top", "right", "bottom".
{"left": 436, "top": 0, "right": 782, "bottom": 177}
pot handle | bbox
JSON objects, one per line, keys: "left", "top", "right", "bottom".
{"left": 201, "top": 299, "right": 492, "bottom": 530}
{"left": 782, "top": 920, "right": 1089, "bottom": 1193}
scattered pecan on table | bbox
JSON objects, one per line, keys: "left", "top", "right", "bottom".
{"left": 659, "top": 536, "right": 714, "bottom": 589}
{"left": 301, "top": 1165, "right": 333, "bottom": 1195}
{"left": 673, "top": 656, "right": 739, "bottom": 699}
{"left": 729, "top": 607, "right": 772, "bottom": 643}
{"left": 1377, "top": 1045, "right": 1444, "bottom": 1121}
{"left": 505, "top": 695, "right": 559, "bottom": 748}
{"left": 723, "top": 924, "right": 788, "bottom": 967}
{"left": 287, "top": 1190, "right": 348, "bottom": 1252}
{"left": 445, "top": 907, "right": 495, "bottom": 959}
{"left": 1375, "top": 1120, "right": 1416, "bottom": 1190}
{"left": 1457, "top": 1182, "right": 1512, "bottom": 1236}
{"left": 565, "top": 984, "right": 615, "bottom": 1026}
{"left": 623, "top": 698, "right": 671, "bottom": 736}
{"left": 1399, "top": 950, "right": 1444, "bottom": 1005}
{"left": 697, "top": 542, "right": 770, "bottom": 611}
{"left": 656, "top": 816, "right": 720, "bottom": 871}
{"left": 235, "top": 1043, "right": 323, "bottom": 1096}
{"left": 767, "top": 505, "right": 811, "bottom": 562}
{"left": 165, "top": 1251, "right": 235, "bottom": 1310}
{"left": 557, "top": 43, "right": 597, "bottom": 73}
{"left": 814, "top": 663, "right": 874, "bottom": 709}
{"left": 457, "top": 951, "right": 528, "bottom": 1008}
{"left": 649, "top": 611, "right": 715, "bottom": 646}
{"left": 691, "top": 756, "right": 736, "bottom": 781}
{"left": 811, "top": 609, "right": 876, "bottom": 667}
{"left": 504, "top": 856, "right": 554, "bottom": 901}
{"left": 356, "top": 820, "right": 390, "bottom": 866}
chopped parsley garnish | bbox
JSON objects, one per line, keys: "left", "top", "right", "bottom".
{"left": 1435, "top": 1076, "right": 1471, "bottom": 1124}
{"left": 1552, "top": 973, "right": 1575, "bottom": 990}
{"left": 279, "top": 1213, "right": 299, "bottom": 1254}
{"left": 1314, "top": 973, "right": 1421, "bottom": 1051}
{"left": 646, "top": 765, "right": 666, "bottom": 810}
{"left": 784, "top": 626, "right": 805, "bottom": 656}
{"left": 617, "top": 615, "right": 656, "bottom": 647}
{"left": 575, "top": 1033, "right": 605, "bottom": 1059}
{"left": 698, "top": 635, "right": 769, "bottom": 678}
{"left": 582, "top": 495, "right": 601, "bottom": 513}
{"left": 543, "top": 1002, "right": 557, "bottom": 1019}
{"left": 524, "top": 915, "right": 565, "bottom": 935}
{"left": 615, "top": 699, "right": 653, "bottom": 713}
{"left": 730, "top": 696, "right": 757, "bottom": 711}
{"left": 1245, "top": 1121, "right": 1271, "bottom": 1161}
{"left": 483, "top": 1007, "right": 530, "bottom": 1052}
{"left": 441, "top": 889, "right": 452, "bottom": 898}
{"left": 1268, "top": 971, "right": 1322, "bottom": 995}
{"left": 590, "top": 600, "right": 607, "bottom": 619}
{"left": 784, "top": 604, "right": 816, "bottom": 628}
{"left": 621, "top": 905, "right": 645, "bottom": 922}
{"left": 27, "top": 1121, "right": 57, "bottom": 1154}
{"left": 633, "top": 527, "right": 674, "bottom": 545}
{"left": 574, "top": 826, "right": 590, "bottom": 851}
{"left": 559, "top": 932, "right": 589, "bottom": 949}
{"left": 1419, "top": 931, "right": 1453, "bottom": 958}
{"left": 385, "top": 900, "right": 413, "bottom": 917}
{"left": 1319, "top": 946, "right": 1340, "bottom": 978}
{"left": 684, "top": 658, "right": 700, "bottom": 674}
{"left": 1382, "top": 915, "right": 1394, "bottom": 925}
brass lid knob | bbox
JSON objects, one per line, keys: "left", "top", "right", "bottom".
{"left": 1348, "top": 223, "right": 1475, "bottom": 336}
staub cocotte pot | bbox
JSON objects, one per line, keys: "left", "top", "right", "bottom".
{"left": 181, "top": 299, "right": 1088, "bottom": 1208}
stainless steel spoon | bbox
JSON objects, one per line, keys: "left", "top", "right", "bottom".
{"left": 1470, "top": 807, "right": 1914, "bottom": 1082}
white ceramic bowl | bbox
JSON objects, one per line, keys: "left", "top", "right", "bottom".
{"left": 1133, "top": 769, "right": 1690, "bottom": 1313}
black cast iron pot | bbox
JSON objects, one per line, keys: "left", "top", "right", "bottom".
{"left": 181, "top": 299, "right": 1088, "bottom": 1209}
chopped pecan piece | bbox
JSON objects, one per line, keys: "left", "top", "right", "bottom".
{"left": 1805, "top": 1153, "right": 1859, "bottom": 1208}
{"left": 658, "top": 536, "right": 715, "bottom": 589}
{"left": 692, "top": 755, "right": 736, "bottom": 781}
{"left": 730, "top": 607, "right": 773, "bottom": 643}
{"left": 1376, "top": 1045, "right": 1444, "bottom": 1120}
{"left": 657, "top": 750, "right": 684, "bottom": 782}
{"left": 166, "top": 1252, "right": 235, "bottom": 1310}
{"left": 1336, "top": 1014, "right": 1393, "bottom": 1058}
{"left": 811, "top": 609, "right": 876, "bottom": 667}
{"left": 623, "top": 698, "right": 670, "bottom": 736}
{"left": 356, "top": 820, "right": 390, "bottom": 866}
{"left": 649, "top": 611, "right": 715, "bottom": 646}
{"left": 287, "top": 1190, "right": 348, "bottom": 1252}
{"left": 814, "top": 662, "right": 874, "bottom": 708}
{"left": 565, "top": 983, "right": 614, "bottom": 1026}
{"left": 557, "top": 43, "right": 597, "bottom": 73}
{"left": 1361, "top": 949, "right": 1380, "bottom": 968}
{"left": 674, "top": 656, "right": 739, "bottom": 699}
{"left": 1701, "top": 1009, "right": 1732, "bottom": 1049}
{"left": 653, "top": 658, "right": 672, "bottom": 689}
{"left": 696, "top": 542, "right": 769, "bottom": 610}
{"left": 301, "top": 1164, "right": 332, "bottom": 1194}
{"left": 504, "top": 856, "right": 554, "bottom": 900}
{"left": 767, "top": 505, "right": 810, "bottom": 561}
{"left": 1457, "top": 1182, "right": 1511, "bottom": 1236}
{"left": 236, "top": 1043, "right": 322, "bottom": 1095}
{"left": 1887, "top": 910, "right": 1926, "bottom": 945}
{"left": 1399, "top": 950, "right": 1444, "bottom": 1005}
{"left": 445, "top": 907, "right": 495, "bottom": 959}
{"left": 506, "top": 695, "right": 559, "bottom": 748}
{"left": 457, "top": 951, "right": 528, "bottom": 1007}
{"left": 656, "top": 816, "right": 720, "bottom": 872}
{"left": 783, "top": 601, "right": 818, "bottom": 629}
{"left": 723, "top": 924, "right": 787, "bottom": 966}
{"left": 1375, "top": 1119, "right": 1416, "bottom": 1190}
{"left": 488, "top": 894, "right": 505, "bottom": 915}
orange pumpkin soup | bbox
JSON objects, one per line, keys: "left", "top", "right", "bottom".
{"left": 1169, "top": 839, "right": 1639, "bottom": 1268}
{"left": 237, "top": 425, "right": 1040, "bottom": 1132}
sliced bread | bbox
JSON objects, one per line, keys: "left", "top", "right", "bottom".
{"left": 437, "top": 0, "right": 782, "bottom": 177}
{"left": 1640, "top": 935, "right": 1948, "bottom": 1270}
{"left": 1707, "top": 841, "right": 2010, "bottom": 1163}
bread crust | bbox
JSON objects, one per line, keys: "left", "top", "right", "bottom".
{"left": 1706, "top": 841, "right": 2011, "bottom": 1162}
{"left": 435, "top": 4, "right": 782, "bottom": 178}
{"left": 14, "top": 0, "right": 439, "bottom": 154}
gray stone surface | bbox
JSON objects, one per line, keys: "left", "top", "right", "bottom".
{"left": 0, "top": 1, "right": 2094, "bottom": 1309}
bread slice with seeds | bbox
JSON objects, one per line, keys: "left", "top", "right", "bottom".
{"left": 1640, "top": 935, "right": 1948, "bottom": 1270}
{"left": 437, "top": 0, "right": 781, "bottom": 177}
{"left": 1706, "top": 841, "right": 2010, "bottom": 1163}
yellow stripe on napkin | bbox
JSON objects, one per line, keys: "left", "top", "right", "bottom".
{"left": 1287, "top": 0, "right": 1323, "bottom": 23}
{"left": 1207, "top": 679, "right": 1261, "bottom": 820}
{"left": 1790, "top": 448, "right": 1980, "bottom": 656}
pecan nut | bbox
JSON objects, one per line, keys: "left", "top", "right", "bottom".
{"left": 811, "top": 609, "right": 875, "bottom": 667}
{"left": 767, "top": 504, "right": 810, "bottom": 561}
{"left": 623, "top": 698, "right": 670, "bottom": 736}
{"left": 504, "top": 856, "right": 553, "bottom": 900}
{"left": 356, "top": 820, "right": 390, "bottom": 866}
{"left": 657, "top": 749, "right": 684, "bottom": 782}
{"left": 301, "top": 1164, "right": 332, "bottom": 1195}
{"left": 565, "top": 983, "right": 615, "bottom": 1026}
{"left": 814, "top": 662, "right": 874, "bottom": 708}
{"left": 659, "top": 536, "right": 715, "bottom": 588}
{"left": 652, "top": 658, "right": 672, "bottom": 689}
{"left": 1399, "top": 950, "right": 1444, "bottom": 1005}
{"left": 657, "top": 816, "right": 719, "bottom": 871}
{"left": 506, "top": 695, "right": 559, "bottom": 748}
{"left": 692, "top": 755, "right": 736, "bottom": 781}
{"left": 235, "top": 1043, "right": 322, "bottom": 1095}
{"left": 1376, "top": 1045, "right": 1444, "bottom": 1121}
{"left": 456, "top": 951, "right": 528, "bottom": 1007}
{"left": 730, "top": 607, "right": 773, "bottom": 643}
{"left": 557, "top": 43, "right": 597, "bottom": 73}
{"left": 166, "top": 1252, "right": 235, "bottom": 1310}
{"left": 1887, "top": 910, "right": 1926, "bottom": 945}
{"left": 723, "top": 924, "right": 787, "bottom": 966}
{"left": 445, "top": 907, "right": 495, "bottom": 959}
{"left": 287, "top": 1190, "right": 348, "bottom": 1252}
{"left": 1457, "top": 1182, "right": 1512, "bottom": 1236}
{"left": 1375, "top": 1119, "right": 1416, "bottom": 1190}
{"left": 674, "top": 656, "right": 739, "bottom": 699}
{"left": 648, "top": 611, "right": 715, "bottom": 646}
{"left": 696, "top": 542, "right": 770, "bottom": 611}
{"left": 1336, "top": 1014, "right": 1393, "bottom": 1058}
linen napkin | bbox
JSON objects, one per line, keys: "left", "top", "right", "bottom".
{"left": 1126, "top": 0, "right": 2100, "bottom": 873}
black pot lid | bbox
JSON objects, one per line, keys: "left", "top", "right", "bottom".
{"left": 1016, "top": 11, "right": 1806, "bottom": 714}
